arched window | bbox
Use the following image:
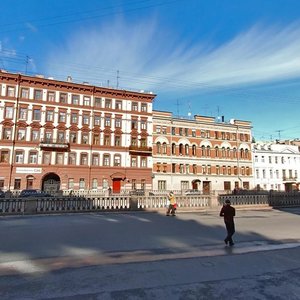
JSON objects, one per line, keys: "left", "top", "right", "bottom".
{"left": 156, "top": 142, "right": 161, "bottom": 154}
{"left": 179, "top": 144, "right": 184, "bottom": 155}
{"left": 172, "top": 143, "right": 176, "bottom": 155}
{"left": 245, "top": 149, "right": 249, "bottom": 159}
{"left": 185, "top": 144, "right": 189, "bottom": 155}
{"left": 192, "top": 145, "right": 196, "bottom": 156}
{"left": 227, "top": 147, "right": 231, "bottom": 158}
{"left": 201, "top": 145, "right": 206, "bottom": 156}
{"left": 215, "top": 146, "right": 219, "bottom": 158}
{"left": 207, "top": 146, "right": 211, "bottom": 157}
{"left": 162, "top": 142, "right": 167, "bottom": 154}
{"left": 240, "top": 148, "right": 245, "bottom": 159}
{"left": 233, "top": 148, "right": 237, "bottom": 159}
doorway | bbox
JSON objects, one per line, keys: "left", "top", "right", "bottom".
{"left": 42, "top": 173, "right": 61, "bottom": 192}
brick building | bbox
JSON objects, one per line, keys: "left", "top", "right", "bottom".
{"left": 152, "top": 111, "right": 253, "bottom": 193}
{"left": 0, "top": 71, "right": 155, "bottom": 193}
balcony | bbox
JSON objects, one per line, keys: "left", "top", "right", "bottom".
{"left": 282, "top": 176, "right": 298, "bottom": 182}
{"left": 40, "top": 139, "right": 70, "bottom": 152}
{"left": 129, "top": 145, "right": 152, "bottom": 156}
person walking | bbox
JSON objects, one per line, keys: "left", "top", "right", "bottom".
{"left": 219, "top": 199, "right": 236, "bottom": 246}
{"left": 166, "top": 191, "right": 176, "bottom": 216}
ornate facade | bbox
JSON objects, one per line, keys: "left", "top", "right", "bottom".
{"left": 152, "top": 111, "right": 253, "bottom": 193}
{"left": 0, "top": 71, "right": 155, "bottom": 193}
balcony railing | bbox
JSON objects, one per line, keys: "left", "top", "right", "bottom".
{"left": 129, "top": 145, "right": 152, "bottom": 155}
{"left": 282, "top": 176, "right": 298, "bottom": 182}
{"left": 39, "top": 139, "right": 70, "bottom": 151}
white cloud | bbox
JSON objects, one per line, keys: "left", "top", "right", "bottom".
{"left": 45, "top": 20, "right": 300, "bottom": 93}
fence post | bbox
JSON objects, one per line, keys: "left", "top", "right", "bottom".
{"left": 129, "top": 196, "right": 138, "bottom": 210}
{"left": 24, "top": 198, "right": 37, "bottom": 214}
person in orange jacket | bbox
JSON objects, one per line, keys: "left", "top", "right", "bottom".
{"left": 166, "top": 191, "right": 176, "bottom": 216}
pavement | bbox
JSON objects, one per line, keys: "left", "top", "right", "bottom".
{"left": 0, "top": 207, "right": 299, "bottom": 299}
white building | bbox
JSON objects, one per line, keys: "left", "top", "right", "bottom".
{"left": 252, "top": 142, "right": 300, "bottom": 191}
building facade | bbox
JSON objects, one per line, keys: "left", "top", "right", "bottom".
{"left": 252, "top": 141, "right": 300, "bottom": 191}
{"left": 152, "top": 111, "right": 253, "bottom": 193}
{"left": 0, "top": 71, "right": 155, "bottom": 193}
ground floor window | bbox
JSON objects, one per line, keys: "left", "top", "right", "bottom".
{"left": 14, "top": 179, "right": 21, "bottom": 190}
{"left": 68, "top": 178, "right": 74, "bottom": 190}
{"left": 224, "top": 181, "right": 231, "bottom": 191}
{"left": 158, "top": 180, "right": 166, "bottom": 190}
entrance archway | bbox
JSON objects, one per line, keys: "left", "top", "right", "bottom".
{"left": 42, "top": 173, "right": 61, "bottom": 192}
{"left": 192, "top": 179, "right": 201, "bottom": 190}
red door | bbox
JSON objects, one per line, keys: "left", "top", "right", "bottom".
{"left": 112, "top": 179, "right": 121, "bottom": 194}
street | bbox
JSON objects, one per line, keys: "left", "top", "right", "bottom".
{"left": 0, "top": 207, "right": 300, "bottom": 299}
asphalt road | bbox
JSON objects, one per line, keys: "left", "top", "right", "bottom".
{"left": 0, "top": 207, "right": 299, "bottom": 299}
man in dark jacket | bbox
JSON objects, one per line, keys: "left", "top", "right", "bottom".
{"left": 219, "top": 199, "right": 236, "bottom": 246}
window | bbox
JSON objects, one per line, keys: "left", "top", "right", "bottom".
{"left": 14, "top": 178, "right": 21, "bottom": 190}
{"left": 216, "top": 165, "right": 220, "bottom": 175}
{"left": 79, "top": 178, "right": 85, "bottom": 189}
{"left": 72, "top": 94, "right": 79, "bottom": 105}
{"left": 115, "top": 100, "right": 122, "bottom": 110}
{"left": 141, "top": 120, "right": 147, "bottom": 130}
{"left": 21, "top": 88, "right": 29, "bottom": 99}
{"left": 180, "top": 164, "right": 184, "bottom": 173}
{"left": 131, "top": 179, "right": 136, "bottom": 190}
{"left": 94, "top": 97, "right": 101, "bottom": 107}
{"left": 115, "top": 117, "right": 122, "bottom": 128}
{"left": 92, "top": 178, "right": 98, "bottom": 190}
{"left": 104, "top": 135, "right": 110, "bottom": 146}
{"left": 47, "top": 91, "right": 55, "bottom": 102}
{"left": 105, "top": 98, "right": 111, "bottom": 108}
{"left": 193, "top": 164, "right": 197, "bottom": 174}
{"left": 186, "top": 164, "right": 190, "bottom": 174}
{"left": 102, "top": 178, "right": 108, "bottom": 189}
{"left": 156, "top": 126, "right": 161, "bottom": 134}
{"left": 172, "top": 143, "right": 176, "bottom": 155}
{"left": 56, "top": 153, "right": 64, "bottom": 164}
{"left": 59, "top": 93, "right": 67, "bottom": 103}
{"left": 57, "top": 131, "right": 65, "bottom": 143}
{"left": 172, "top": 163, "right": 176, "bottom": 173}
{"left": 185, "top": 144, "right": 189, "bottom": 155}
{"left": 93, "top": 134, "right": 100, "bottom": 145}
{"left": 15, "top": 150, "right": 24, "bottom": 163}
{"left": 29, "top": 151, "right": 38, "bottom": 164}
{"left": 83, "top": 96, "right": 90, "bottom": 106}
{"left": 82, "top": 133, "right": 89, "bottom": 144}
{"left": 132, "top": 102, "right": 138, "bottom": 111}
{"left": 131, "top": 156, "right": 137, "bottom": 167}
{"left": 71, "top": 113, "right": 78, "bottom": 124}
{"left": 3, "top": 128, "right": 12, "bottom": 140}
{"left": 19, "top": 107, "right": 27, "bottom": 120}
{"left": 46, "top": 110, "right": 54, "bottom": 122}
{"left": 141, "top": 103, "right": 147, "bottom": 112}
{"left": 31, "top": 130, "right": 39, "bottom": 141}
{"left": 43, "top": 152, "right": 51, "bottom": 164}
{"left": 58, "top": 111, "right": 66, "bottom": 123}
{"left": 83, "top": 114, "right": 89, "bottom": 125}
{"left": 131, "top": 137, "right": 137, "bottom": 146}
{"left": 224, "top": 181, "right": 231, "bottom": 191}
{"left": 156, "top": 142, "right": 161, "bottom": 154}
{"left": 70, "top": 132, "right": 77, "bottom": 143}
{"left": 5, "top": 106, "right": 14, "bottom": 119}
{"left": 0, "top": 150, "right": 9, "bottom": 163}
{"left": 92, "top": 154, "right": 99, "bottom": 166}
{"left": 68, "top": 178, "right": 74, "bottom": 190}
{"left": 33, "top": 109, "right": 41, "bottom": 121}
{"left": 202, "top": 165, "right": 207, "bottom": 174}
{"left": 141, "top": 157, "right": 147, "bottom": 167}
{"left": 7, "top": 86, "right": 15, "bottom": 97}
{"left": 94, "top": 115, "right": 100, "bottom": 126}
{"left": 115, "top": 136, "right": 121, "bottom": 146}
{"left": 103, "top": 154, "right": 110, "bottom": 166}
{"left": 179, "top": 128, "right": 183, "bottom": 136}
{"left": 192, "top": 130, "right": 196, "bottom": 137}
{"left": 162, "top": 143, "right": 167, "bottom": 154}
{"left": 185, "top": 128, "right": 188, "bottom": 136}
{"left": 68, "top": 153, "right": 76, "bottom": 165}
{"left": 131, "top": 119, "right": 138, "bottom": 129}
{"left": 0, "top": 180, "right": 4, "bottom": 189}
{"left": 172, "top": 127, "right": 176, "bottom": 135}
{"left": 17, "top": 129, "right": 26, "bottom": 141}
{"left": 80, "top": 153, "right": 88, "bottom": 165}
{"left": 114, "top": 155, "right": 121, "bottom": 166}
{"left": 105, "top": 116, "right": 111, "bottom": 127}
{"left": 34, "top": 89, "right": 43, "bottom": 100}
{"left": 158, "top": 180, "right": 166, "bottom": 190}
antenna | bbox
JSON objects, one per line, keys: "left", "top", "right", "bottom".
{"left": 276, "top": 130, "right": 282, "bottom": 140}
{"left": 175, "top": 99, "right": 182, "bottom": 118}
{"left": 188, "top": 101, "right": 192, "bottom": 118}
{"left": 25, "top": 56, "right": 30, "bottom": 74}
{"left": 116, "top": 70, "right": 120, "bottom": 89}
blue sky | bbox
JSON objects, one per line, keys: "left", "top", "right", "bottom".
{"left": 1, "top": 0, "right": 300, "bottom": 141}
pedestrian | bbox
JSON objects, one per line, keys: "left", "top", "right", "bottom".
{"left": 166, "top": 191, "right": 176, "bottom": 216}
{"left": 219, "top": 199, "right": 236, "bottom": 246}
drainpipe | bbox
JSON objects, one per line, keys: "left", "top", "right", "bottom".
{"left": 8, "top": 74, "right": 21, "bottom": 191}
